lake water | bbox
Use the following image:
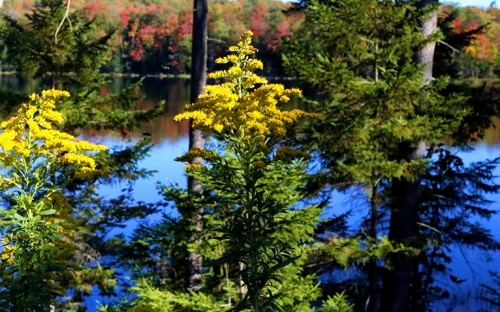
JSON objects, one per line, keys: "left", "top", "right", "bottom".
{"left": 2, "top": 75, "right": 500, "bottom": 310}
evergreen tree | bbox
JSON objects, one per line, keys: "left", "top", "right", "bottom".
{"left": 1, "top": 0, "right": 110, "bottom": 89}
{"left": 380, "top": 0, "right": 439, "bottom": 308}
{"left": 283, "top": 0, "right": 469, "bottom": 310}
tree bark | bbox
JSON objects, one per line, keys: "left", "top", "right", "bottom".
{"left": 417, "top": 0, "right": 438, "bottom": 85}
{"left": 380, "top": 1, "right": 437, "bottom": 310}
{"left": 239, "top": 262, "right": 246, "bottom": 298}
{"left": 187, "top": 0, "right": 208, "bottom": 292}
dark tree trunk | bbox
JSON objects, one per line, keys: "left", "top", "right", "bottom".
{"left": 380, "top": 1, "right": 437, "bottom": 311}
{"left": 381, "top": 142, "right": 427, "bottom": 312}
{"left": 187, "top": 0, "right": 208, "bottom": 292}
{"left": 367, "top": 184, "right": 379, "bottom": 312}
{"left": 368, "top": 52, "right": 380, "bottom": 312}
{"left": 380, "top": 147, "right": 425, "bottom": 312}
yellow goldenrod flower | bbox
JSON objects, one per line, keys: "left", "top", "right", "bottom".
{"left": 175, "top": 148, "right": 220, "bottom": 163}
{"left": 0, "top": 89, "right": 108, "bottom": 186}
{"left": 185, "top": 164, "right": 202, "bottom": 172}
{"left": 173, "top": 31, "right": 320, "bottom": 141}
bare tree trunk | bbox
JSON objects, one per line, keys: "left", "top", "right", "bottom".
{"left": 417, "top": 1, "right": 438, "bottom": 85}
{"left": 187, "top": 0, "right": 208, "bottom": 292}
{"left": 380, "top": 1, "right": 437, "bottom": 311}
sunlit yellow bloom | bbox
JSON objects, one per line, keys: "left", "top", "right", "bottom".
{"left": 0, "top": 130, "right": 16, "bottom": 151}
{"left": 0, "top": 90, "right": 106, "bottom": 195}
{"left": 185, "top": 164, "right": 202, "bottom": 172}
{"left": 174, "top": 31, "right": 320, "bottom": 141}
{"left": 0, "top": 90, "right": 99, "bottom": 282}
{"left": 0, "top": 244, "right": 17, "bottom": 264}
{"left": 0, "top": 90, "right": 107, "bottom": 183}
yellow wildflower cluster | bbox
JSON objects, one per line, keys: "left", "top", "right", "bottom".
{"left": 174, "top": 148, "right": 220, "bottom": 163}
{"left": 0, "top": 239, "right": 16, "bottom": 264}
{"left": 0, "top": 90, "right": 107, "bottom": 177}
{"left": 184, "top": 163, "right": 203, "bottom": 172}
{"left": 173, "top": 31, "right": 319, "bottom": 139}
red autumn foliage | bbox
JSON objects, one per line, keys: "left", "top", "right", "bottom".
{"left": 452, "top": 17, "right": 463, "bottom": 34}
{"left": 5, "top": 0, "right": 304, "bottom": 72}
{"left": 119, "top": 12, "right": 129, "bottom": 27}
{"left": 177, "top": 10, "right": 193, "bottom": 39}
{"left": 250, "top": 2, "right": 269, "bottom": 37}
{"left": 465, "top": 19, "right": 480, "bottom": 32}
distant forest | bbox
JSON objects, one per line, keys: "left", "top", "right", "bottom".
{"left": 0, "top": 0, "right": 499, "bottom": 77}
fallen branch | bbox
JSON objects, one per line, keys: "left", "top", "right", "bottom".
{"left": 438, "top": 40, "right": 460, "bottom": 54}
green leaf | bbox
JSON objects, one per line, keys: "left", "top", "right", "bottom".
{"left": 13, "top": 213, "right": 28, "bottom": 221}
{"left": 38, "top": 209, "right": 56, "bottom": 215}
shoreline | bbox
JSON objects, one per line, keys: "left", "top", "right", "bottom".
{"left": 0, "top": 71, "right": 297, "bottom": 80}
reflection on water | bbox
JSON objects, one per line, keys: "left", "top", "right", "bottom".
{"left": 92, "top": 77, "right": 192, "bottom": 144}
{"left": 483, "top": 118, "right": 500, "bottom": 149}
{"left": 0, "top": 75, "right": 193, "bottom": 143}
